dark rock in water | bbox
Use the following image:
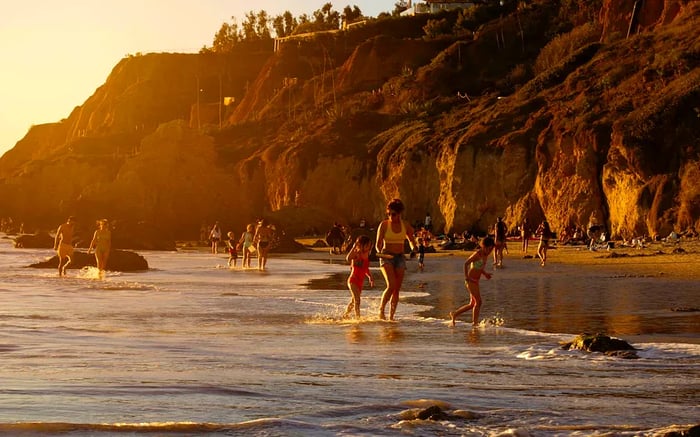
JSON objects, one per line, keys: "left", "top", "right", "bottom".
{"left": 671, "top": 307, "right": 700, "bottom": 312}
{"left": 672, "top": 247, "right": 686, "bottom": 254}
{"left": 27, "top": 250, "right": 148, "bottom": 272}
{"left": 13, "top": 232, "right": 55, "bottom": 249}
{"left": 416, "top": 405, "right": 449, "bottom": 421}
{"left": 560, "top": 333, "right": 638, "bottom": 359}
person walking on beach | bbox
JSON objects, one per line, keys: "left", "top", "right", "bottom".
{"left": 343, "top": 235, "right": 374, "bottom": 319}
{"left": 536, "top": 219, "right": 552, "bottom": 267}
{"left": 450, "top": 237, "right": 495, "bottom": 327}
{"left": 239, "top": 224, "right": 255, "bottom": 269}
{"left": 209, "top": 222, "right": 222, "bottom": 254}
{"left": 520, "top": 218, "right": 530, "bottom": 254}
{"left": 494, "top": 217, "right": 507, "bottom": 268}
{"left": 376, "top": 198, "right": 417, "bottom": 321}
{"left": 54, "top": 216, "right": 76, "bottom": 276}
{"left": 87, "top": 219, "right": 111, "bottom": 279}
{"left": 226, "top": 231, "right": 238, "bottom": 268}
{"left": 417, "top": 237, "right": 426, "bottom": 271}
{"left": 254, "top": 219, "right": 274, "bottom": 271}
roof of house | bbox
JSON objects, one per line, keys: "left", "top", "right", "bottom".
{"left": 425, "top": 0, "right": 477, "bottom": 3}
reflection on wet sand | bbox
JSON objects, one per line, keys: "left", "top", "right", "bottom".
{"left": 379, "top": 324, "right": 404, "bottom": 343}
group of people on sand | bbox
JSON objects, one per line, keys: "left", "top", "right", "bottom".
{"left": 209, "top": 219, "right": 274, "bottom": 271}
{"left": 54, "top": 216, "right": 111, "bottom": 279}
{"left": 496, "top": 217, "right": 553, "bottom": 268}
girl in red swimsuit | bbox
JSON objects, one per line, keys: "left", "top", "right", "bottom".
{"left": 343, "top": 235, "right": 374, "bottom": 319}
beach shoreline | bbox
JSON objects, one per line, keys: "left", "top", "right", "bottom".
{"left": 295, "top": 237, "right": 700, "bottom": 345}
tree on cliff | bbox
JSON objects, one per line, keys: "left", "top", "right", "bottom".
{"left": 208, "top": 3, "right": 364, "bottom": 51}
{"left": 211, "top": 19, "right": 241, "bottom": 52}
{"left": 342, "top": 5, "right": 363, "bottom": 26}
{"left": 273, "top": 11, "right": 297, "bottom": 38}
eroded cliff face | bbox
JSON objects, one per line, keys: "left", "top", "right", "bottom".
{"left": 1, "top": 1, "right": 698, "bottom": 240}
{"left": 600, "top": 0, "right": 692, "bottom": 38}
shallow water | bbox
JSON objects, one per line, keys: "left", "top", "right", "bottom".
{"left": 0, "top": 235, "right": 698, "bottom": 436}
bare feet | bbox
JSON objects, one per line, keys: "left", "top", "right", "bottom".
{"left": 378, "top": 311, "right": 386, "bottom": 320}
{"left": 449, "top": 312, "right": 456, "bottom": 327}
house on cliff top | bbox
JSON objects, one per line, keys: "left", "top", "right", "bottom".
{"left": 401, "top": 0, "right": 479, "bottom": 16}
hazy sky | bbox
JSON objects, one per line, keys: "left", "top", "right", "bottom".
{"left": 0, "top": 0, "right": 391, "bottom": 157}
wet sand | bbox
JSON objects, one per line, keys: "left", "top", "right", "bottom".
{"left": 299, "top": 238, "right": 700, "bottom": 344}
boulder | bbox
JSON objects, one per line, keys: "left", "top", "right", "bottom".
{"left": 561, "top": 333, "right": 638, "bottom": 359}
{"left": 27, "top": 250, "right": 148, "bottom": 272}
{"left": 13, "top": 232, "right": 55, "bottom": 249}
{"left": 416, "top": 405, "right": 450, "bottom": 421}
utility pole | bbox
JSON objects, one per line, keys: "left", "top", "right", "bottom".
{"left": 196, "top": 76, "right": 201, "bottom": 131}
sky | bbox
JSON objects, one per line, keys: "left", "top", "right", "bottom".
{"left": 0, "top": 0, "right": 391, "bottom": 157}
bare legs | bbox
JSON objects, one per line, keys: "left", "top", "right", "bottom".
{"left": 242, "top": 249, "right": 251, "bottom": 268}
{"left": 344, "top": 282, "right": 362, "bottom": 319}
{"left": 537, "top": 242, "right": 548, "bottom": 266}
{"left": 378, "top": 264, "right": 405, "bottom": 321}
{"left": 494, "top": 243, "right": 504, "bottom": 267}
{"left": 257, "top": 246, "right": 269, "bottom": 270}
{"left": 449, "top": 281, "right": 482, "bottom": 327}
{"left": 95, "top": 250, "right": 109, "bottom": 279}
{"left": 58, "top": 255, "right": 71, "bottom": 277}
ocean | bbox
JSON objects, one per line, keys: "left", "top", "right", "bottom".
{"left": 0, "top": 234, "right": 698, "bottom": 436}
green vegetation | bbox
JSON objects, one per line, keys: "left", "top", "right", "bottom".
{"left": 204, "top": 3, "right": 366, "bottom": 53}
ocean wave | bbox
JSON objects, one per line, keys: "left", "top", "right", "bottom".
{"left": 0, "top": 418, "right": 331, "bottom": 435}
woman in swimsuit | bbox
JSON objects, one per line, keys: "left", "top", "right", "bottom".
{"left": 449, "top": 236, "right": 495, "bottom": 327}
{"left": 343, "top": 235, "right": 374, "bottom": 319}
{"left": 88, "top": 219, "right": 111, "bottom": 279}
{"left": 209, "top": 222, "right": 222, "bottom": 254}
{"left": 375, "top": 198, "right": 417, "bottom": 321}
{"left": 253, "top": 219, "right": 274, "bottom": 271}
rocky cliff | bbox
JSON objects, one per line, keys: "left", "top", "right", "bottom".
{"left": 0, "top": 0, "right": 698, "bottom": 241}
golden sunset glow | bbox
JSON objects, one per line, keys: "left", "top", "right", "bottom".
{"left": 0, "top": 0, "right": 387, "bottom": 156}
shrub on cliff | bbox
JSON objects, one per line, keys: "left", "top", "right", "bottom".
{"left": 534, "top": 22, "right": 602, "bottom": 74}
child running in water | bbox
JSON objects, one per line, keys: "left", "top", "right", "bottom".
{"left": 226, "top": 231, "right": 237, "bottom": 267}
{"left": 343, "top": 235, "right": 374, "bottom": 319}
{"left": 449, "top": 237, "right": 495, "bottom": 327}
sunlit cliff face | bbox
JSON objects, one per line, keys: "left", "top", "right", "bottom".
{"left": 0, "top": 2, "right": 697, "bottom": 239}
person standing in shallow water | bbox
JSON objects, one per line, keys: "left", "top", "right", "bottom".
{"left": 536, "top": 219, "right": 552, "bottom": 267}
{"left": 254, "top": 219, "right": 274, "bottom": 271}
{"left": 239, "top": 224, "right": 255, "bottom": 269}
{"left": 450, "top": 237, "right": 495, "bottom": 327}
{"left": 494, "top": 217, "right": 507, "bottom": 267}
{"left": 209, "top": 222, "right": 222, "bottom": 254}
{"left": 376, "top": 198, "right": 417, "bottom": 321}
{"left": 88, "top": 219, "right": 111, "bottom": 279}
{"left": 343, "top": 235, "right": 374, "bottom": 319}
{"left": 54, "top": 216, "right": 76, "bottom": 276}
{"left": 520, "top": 218, "right": 530, "bottom": 254}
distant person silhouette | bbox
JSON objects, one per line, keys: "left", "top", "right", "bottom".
{"left": 54, "top": 216, "right": 76, "bottom": 276}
